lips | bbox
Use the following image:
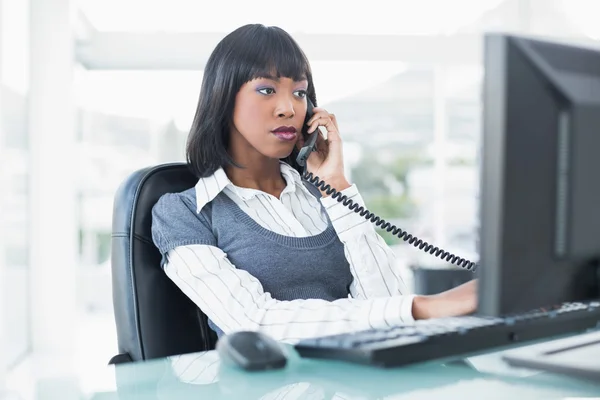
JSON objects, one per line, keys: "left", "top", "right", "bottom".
{"left": 272, "top": 126, "right": 297, "bottom": 133}
{"left": 271, "top": 126, "right": 297, "bottom": 141}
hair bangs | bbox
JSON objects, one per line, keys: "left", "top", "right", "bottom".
{"left": 241, "top": 26, "right": 311, "bottom": 84}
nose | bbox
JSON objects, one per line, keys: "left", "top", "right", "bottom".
{"left": 274, "top": 96, "right": 295, "bottom": 119}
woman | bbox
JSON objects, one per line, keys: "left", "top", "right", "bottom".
{"left": 151, "top": 23, "right": 476, "bottom": 343}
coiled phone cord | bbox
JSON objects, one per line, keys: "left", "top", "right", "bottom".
{"left": 302, "top": 171, "right": 479, "bottom": 272}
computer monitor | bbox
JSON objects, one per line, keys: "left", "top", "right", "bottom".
{"left": 478, "top": 33, "right": 600, "bottom": 317}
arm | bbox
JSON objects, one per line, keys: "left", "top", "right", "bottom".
{"left": 321, "top": 182, "right": 477, "bottom": 319}
{"left": 320, "top": 183, "right": 411, "bottom": 299}
{"left": 151, "top": 192, "right": 415, "bottom": 343}
{"left": 299, "top": 111, "right": 410, "bottom": 300}
{"left": 163, "top": 243, "right": 414, "bottom": 343}
{"left": 300, "top": 108, "right": 476, "bottom": 320}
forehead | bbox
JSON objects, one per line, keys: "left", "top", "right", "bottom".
{"left": 252, "top": 73, "right": 308, "bottom": 83}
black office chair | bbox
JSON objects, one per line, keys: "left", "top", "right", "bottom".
{"left": 109, "top": 162, "right": 218, "bottom": 365}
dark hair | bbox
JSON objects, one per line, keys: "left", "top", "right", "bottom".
{"left": 186, "top": 24, "right": 317, "bottom": 178}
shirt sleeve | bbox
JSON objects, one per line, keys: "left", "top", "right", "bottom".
{"left": 320, "top": 184, "right": 414, "bottom": 321}
{"left": 163, "top": 244, "right": 414, "bottom": 344}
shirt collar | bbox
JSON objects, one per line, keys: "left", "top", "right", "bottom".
{"left": 194, "top": 162, "right": 313, "bottom": 213}
{"left": 194, "top": 167, "right": 231, "bottom": 214}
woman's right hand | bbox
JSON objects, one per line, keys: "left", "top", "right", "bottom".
{"left": 412, "top": 279, "right": 478, "bottom": 320}
{"left": 296, "top": 107, "right": 350, "bottom": 195}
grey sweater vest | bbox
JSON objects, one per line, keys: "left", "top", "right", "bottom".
{"left": 151, "top": 182, "right": 353, "bottom": 337}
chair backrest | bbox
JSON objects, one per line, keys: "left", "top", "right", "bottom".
{"left": 110, "top": 162, "right": 218, "bottom": 363}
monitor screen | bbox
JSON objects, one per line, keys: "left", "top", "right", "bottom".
{"left": 478, "top": 34, "right": 600, "bottom": 316}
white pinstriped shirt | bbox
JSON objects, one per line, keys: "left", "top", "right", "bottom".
{"left": 163, "top": 162, "right": 416, "bottom": 345}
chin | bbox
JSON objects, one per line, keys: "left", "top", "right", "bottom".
{"left": 265, "top": 145, "right": 295, "bottom": 160}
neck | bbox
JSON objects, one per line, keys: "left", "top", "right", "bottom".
{"left": 226, "top": 150, "right": 286, "bottom": 198}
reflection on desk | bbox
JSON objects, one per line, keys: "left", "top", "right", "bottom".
{"left": 109, "top": 345, "right": 600, "bottom": 400}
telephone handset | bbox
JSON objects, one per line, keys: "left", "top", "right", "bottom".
{"left": 296, "top": 98, "right": 478, "bottom": 272}
{"left": 296, "top": 97, "right": 318, "bottom": 167}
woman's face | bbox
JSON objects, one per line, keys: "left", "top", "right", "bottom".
{"left": 230, "top": 74, "right": 309, "bottom": 160}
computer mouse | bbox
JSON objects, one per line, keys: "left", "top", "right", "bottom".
{"left": 216, "top": 330, "right": 287, "bottom": 372}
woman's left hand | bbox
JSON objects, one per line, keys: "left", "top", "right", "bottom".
{"left": 295, "top": 107, "right": 350, "bottom": 194}
{"left": 412, "top": 279, "right": 478, "bottom": 320}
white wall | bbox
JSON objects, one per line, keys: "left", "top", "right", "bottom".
{"left": 28, "top": 0, "right": 78, "bottom": 355}
{"left": 0, "top": 0, "right": 5, "bottom": 386}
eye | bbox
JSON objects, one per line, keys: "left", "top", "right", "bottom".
{"left": 294, "top": 90, "right": 307, "bottom": 98}
{"left": 257, "top": 87, "right": 275, "bottom": 95}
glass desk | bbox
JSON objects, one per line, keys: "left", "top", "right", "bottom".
{"left": 58, "top": 344, "right": 600, "bottom": 399}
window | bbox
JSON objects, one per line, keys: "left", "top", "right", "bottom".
{"left": 1, "top": 0, "right": 31, "bottom": 369}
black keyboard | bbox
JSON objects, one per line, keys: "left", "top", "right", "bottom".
{"left": 294, "top": 302, "right": 600, "bottom": 368}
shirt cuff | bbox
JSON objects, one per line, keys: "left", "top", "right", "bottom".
{"left": 384, "top": 294, "right": 416, "bottom": 325}
{"left": 320, "top": 184, "right": 371, "bottom": 236}
{"left": 366, "top": 295, "right": 416, "bottom": 329}
{"left": 398, "top": 294, "right": 416, "bottom": 323}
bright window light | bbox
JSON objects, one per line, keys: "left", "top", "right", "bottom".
{"left": 77, "top": 0, "right": 503, "bottom": 35}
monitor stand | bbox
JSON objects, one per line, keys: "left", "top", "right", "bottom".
{"left": 503, "top": 329, "right": 600, "bottom": 382}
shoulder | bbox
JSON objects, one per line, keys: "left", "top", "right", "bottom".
{"left": 151, "top": 188, "right": 216, "bottom": 254}
{"left": 152, "top": 188, "right": 207, "bottom": 227}
{"left": 153, "top": 187, "right": 197, "bottom": 215}
{"left": 154, "top": 186, "right": 193, "bottom": 207}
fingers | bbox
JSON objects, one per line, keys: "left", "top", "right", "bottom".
{"left": 306, "top": 108, "right": 340, "bottom": 141}
{"left": 329, "top": 113, "right": 339, "bottom": 131}
{"left": 306, "top": 108, "right": 331, "bottom": 127}
{"left": 307, "top": 116, "right": 332, "bottom": 136}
